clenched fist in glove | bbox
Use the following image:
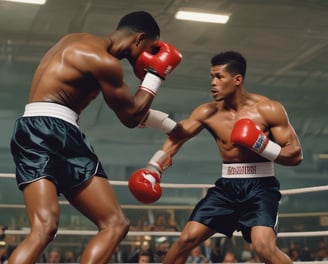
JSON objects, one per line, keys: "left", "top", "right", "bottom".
{"left": 134, "top": 41, "right": 182, "bottom": 96}
{"left": 128, "top": 150, "right": 171, "bottom": 203}
{"left": 128, "top": 168, "right": 162, "bottom": 204}
{"left": 231, "top": 118, "right": 281, "bottom": 161}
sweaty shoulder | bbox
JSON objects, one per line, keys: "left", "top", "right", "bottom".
{"left": 29, "top": 33, "right": 123, "bottom": 111}
{"left": 191, "top": 101, "right": 220, "bottom": 121}
{"left": 256, "top": 95, "right": 288, "bottom": 125}
{"left": 60, "top": 34, "right": 122, "bottom": 81}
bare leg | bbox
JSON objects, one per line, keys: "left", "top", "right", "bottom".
{"left": 163, "top": 221, "right": 215, "bottom": 264}
{"left": 64, "top": 176, "right": 129, "bottom": 264}
{"left": 251, "top": 226, "right": 292, "bottom": 264}
{"left": 8, "top": 179, "right": 59, "bottom": 264}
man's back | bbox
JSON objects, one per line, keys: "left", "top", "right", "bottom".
{"left": 28, "top": 33, "right": 112, "bottom": 113}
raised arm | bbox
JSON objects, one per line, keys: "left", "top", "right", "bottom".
{"left": 93, "top": 42, "right": 182, "bottom": 128}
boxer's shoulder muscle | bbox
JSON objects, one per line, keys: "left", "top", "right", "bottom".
{"left": 191, "top": 101, "right": 220, "bottom": 121}
{"left": 257, "top": 98, "right": 288, "bottom": 126}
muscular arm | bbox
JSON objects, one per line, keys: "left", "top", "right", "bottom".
{"left": 92, "top": 52, "right": 155, "bottom": 128}
{"left": 161, "top": 105, "right": 211, "bottom": 157}
{"left": 260, "top": 100, "right": 303, "bottom": 166}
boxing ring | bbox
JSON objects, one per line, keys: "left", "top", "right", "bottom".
{"left": 1, "top": 173, "right": 328, "bottom": 263}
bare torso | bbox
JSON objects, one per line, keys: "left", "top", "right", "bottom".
{"left": 200, "top": 93, "right": 271, "bottom": 162}
{"left": 165, "top": 91, "right": 300, "bottom": 164}
{"left": 28, "top": 33, "right": 113, "bottom": 114}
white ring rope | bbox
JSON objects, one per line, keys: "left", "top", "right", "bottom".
{"left": 4, "top": 229, "right": 328, "bottom": 238}
{"left": 1, "top": 173, "right": 328, "bottom": 195}
{"left": 1, "top": 173, "right": 328, "bottom": 242}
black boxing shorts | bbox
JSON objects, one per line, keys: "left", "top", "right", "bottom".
{"left": 188, "top": 162, "right": 281, "bottom": 243}
{"left": 10, "top": 102, "right": 108, "bottom": 194}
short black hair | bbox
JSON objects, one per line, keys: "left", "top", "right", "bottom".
{"left": 117, "top": 11, "right": 160, "bottom": 40}
{"left": 211, "top": 51, "right": 246, "bottom": 78}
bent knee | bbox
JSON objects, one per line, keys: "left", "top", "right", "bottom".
{"left": 100, "top": 215, "right": 130, "bottom": 238}
{"left": 176, "top": 232, "right": 200, "bottom": 250}
{"left": 252, "top": 239, "right": 276, "bottom": 258}
{"left": 118, "top": 217, "right": 130, "bottom": 237}
{"left": 31, "top": 220, "right": 58, "bottom": 243}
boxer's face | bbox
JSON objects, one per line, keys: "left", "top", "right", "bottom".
{"left": 210, "top": 64, "right": 242, "bottom": 101}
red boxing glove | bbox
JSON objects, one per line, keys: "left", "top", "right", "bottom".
{"left": 231, "top": 118, "right": 281, "bottom": 161}
{"left": 128, "top": 168, "right": 162, "bottom": 204}
{"left": 128, "top": 150, "right": 171, "bottom": 203}
{"left": 134, "top": 41, "right": 182, "bottom": 80}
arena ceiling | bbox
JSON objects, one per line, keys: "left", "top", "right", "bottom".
{"left": 0, "top": 0, "right": 327, "bottom": 210}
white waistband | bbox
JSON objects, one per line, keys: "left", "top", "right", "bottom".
{"left": 222, "top": 162, "right": 274, "bottom": 178}
{"left": 23, "top": 102, "right": 80, "bottom": 128}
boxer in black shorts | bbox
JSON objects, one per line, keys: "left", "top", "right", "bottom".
{"left": 11, "top": 103, "right": 108, "bottom": 194}
{"left": 189, "top": 170, "right": 281, "bottom": 243}
{"left": 133, "top": 51, "right": 303, "bottom": 264}
{"left": 8, "top": 11, "right": 181, "bottom": 264}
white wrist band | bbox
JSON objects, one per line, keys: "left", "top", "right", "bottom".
{"left": 261, "top": 140, "right": 281, "bottom": 161}
{"left": 145, "top": 109, "right": 177, "bottom": 134}
{"left": 148, "top": 150, "right": 172, "bottom": 172}
{"left": 139, "top": 72, "right": 162, "bottom": 96}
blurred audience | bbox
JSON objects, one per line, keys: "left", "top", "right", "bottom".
{"left": 138, "top": 251, "right": 152, "bottom": 263}
{"left": 315, "top": 239, "right": 328, "bottom": 260}
{"left": 202, "top": 238, "right": 223, "bottom": 263}
{"left": 128, "top": 240, "right": 155, "bottom": 263}
{"left": 47, "top": 247, "right": 61, "bottom": 263}
{"left": 222, "top": 251, "right": 237, "bottom": 263}
{"left": 154, "top": 237, "right": 170, "bottom": 263}
{"left": 187, "top": 245, "right": 210, "bottom": 263}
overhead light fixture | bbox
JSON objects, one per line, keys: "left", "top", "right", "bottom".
{"left": 1, "top": 0, "right": 46, "bottom": 4}
{"left": 175, "top": 10, "right": 230, "bottom": 24}
{"left": 318, "top": 154, "right": 328, "bottom": 159}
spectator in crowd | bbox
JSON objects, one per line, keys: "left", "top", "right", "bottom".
{"left": 110, "top": 245, "right": 128, "bottom": 263}
{"left": 315, "top": 239, "right": 328, "bottom": 260}
{"left": 62, "top": 249, "right": 76, "bottom": 263}
{"left": 210, "top": 243, "right": 224, "bottom": 263}
{"left": 128, "top": 240, "right": 155, "bottom": 263}
{"left": 187, "top": 245, "right": 210, "bottom": 263}
{"left": 299, "top": 245, "right": 313, "bottom": 261}
{"left": 48, "top": 247, "right": 61, "bottom": 264}
{"left": 152, "top": 213, "right": 169, "bottom": 231}
{"left": 240, "top": 242, "right": 254, "bottom": 262}
{"left": 222, "top": 251, "right": 237, "bottom": 263}
{"left": 154, "top": 238, "right": 170, "bottom": 263}
{"left": 138, "top": 251, "right": 152, "bottom": 264}
{"left": 288, "top": 248, "right": 301, "bottom": 261}
{"left": 202, "top": 238, "right": 223, "bottom": 263}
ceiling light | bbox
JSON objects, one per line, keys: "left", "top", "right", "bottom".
{"left": 1, "top": 0, "right": 46, "bottom": 4}
{"left": 318, "top": 154, "right": 328, "bottom": 159}
{"left": 175, "top": 10, "right": 230, "bottom": 24}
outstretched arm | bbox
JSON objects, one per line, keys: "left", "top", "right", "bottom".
{"left": 146, "top": 104, "right": 214, "bottom": 175}
{"left": 162, "top": 116, "right": 204, "bottom": 157}
{"left": 128, "top": 105, "right": 208, "bottom": 203}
